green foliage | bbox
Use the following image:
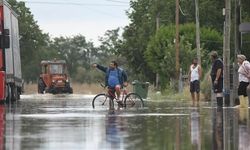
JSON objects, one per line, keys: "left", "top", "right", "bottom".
{"left": 121, "top": 0, "right": 159, "bottom": 83}
{"left": 122, "top": 0, "right": 226, "bottom": 85}
{"left": 201, "top": 70, "right": 212, "bottom": 101}
{"left": 241, "top": 34, "right": 250, "bottom": 59}
{"left": 242, "top": 0, "right": 250, "bottom": 22}
{"left": 74, "top": 66, "right": 103, "bottom": 84}
{"left": 99, "top": 28, "right": 123, "bottom": 56}
{"left": 50, "top": 35, "right": 97, "bottom": 78}
{"left": 7, "top": 0, "right": 250, "bottom": 86}
{"left": 145, "top": 23, "right": 222, "bottom": 89}
{"left": 8, "top": 0, "right": 52, "bottom": 82}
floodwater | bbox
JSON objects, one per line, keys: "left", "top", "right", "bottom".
{"left": 0, "top": 94, "right": 249, "bottom": 150}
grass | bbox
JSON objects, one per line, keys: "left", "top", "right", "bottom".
{"left": 148, "top": 85, "right": 205, "bottom": 102}
{"left": 23, "top": 82, "right": 205, "bottom": 102}
{"left": 23, "top": 82, "right": 133, "bottom": 95}
{"left": 166, "top": 86, "right": 192, "bottom": 101}
{"left": 151, "top": 86, "right": 192, "bottom": 101}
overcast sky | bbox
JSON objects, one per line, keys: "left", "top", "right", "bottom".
{"left": 18, "top": 0, "right": 130, "bottom": 45}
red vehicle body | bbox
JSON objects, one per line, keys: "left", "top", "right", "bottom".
{"left": 38, "top": 59, "right": 73, "bottom": 94}
{"left": 0, "top": 105, "right": 4, "bottom": 150}
{"left": 0, "top": 0, "right": 22, "bottom": 104}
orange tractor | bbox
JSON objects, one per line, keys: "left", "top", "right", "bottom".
{"left": 38, "top": 60, "right": 73, "bottom": 94}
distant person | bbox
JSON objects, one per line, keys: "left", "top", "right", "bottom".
{"left": 237, "top": 54, "right": 250, "bottom": 108}
{"left": 92, "top": 61, "right": 128, "bottom": 103}
{"left": 210, "top": 51, "right": 224, "bottom": 107}
{"left": 188, "top": 58, "right": 202, "bottom": 107}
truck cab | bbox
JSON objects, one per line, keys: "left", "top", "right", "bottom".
{"left": 38, "top": 59, "right": 73, "bottom": 94}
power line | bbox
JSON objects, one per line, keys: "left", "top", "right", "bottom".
{"left": 84, "top": 6, "right": 128, "bottom": 18}
{"left": 18, "top": 1, "right": 129, "bottom": 19}
{"left": 105, "top": 0, "right": 129, "bottom": 4}
{"left": 20, "top": 1, "right": 128, "bottom": 7}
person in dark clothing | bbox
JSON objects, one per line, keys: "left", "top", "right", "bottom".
{"left": 210, "top": 51, "right": 224, "bottom": 107}
{"left": 92, "top": 61, "right": 128, "bottom": 102}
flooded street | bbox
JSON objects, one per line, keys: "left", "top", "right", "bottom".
{"left": 0, "top": 94, "right": 250, "bottom": 150}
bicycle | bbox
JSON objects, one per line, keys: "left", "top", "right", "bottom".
{"left": 92, "top": 83, "right": 144, "bottom": 109}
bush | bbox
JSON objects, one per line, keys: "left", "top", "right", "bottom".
{"left": 201, "top": 70, "right": 212, "bottom": 101}
{"left": 74, "top": 66, "right": 104, "bottom": 84}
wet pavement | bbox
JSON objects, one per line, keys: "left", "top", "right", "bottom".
{"left": 0, "top": 94, "right": 250, "bottom": 150}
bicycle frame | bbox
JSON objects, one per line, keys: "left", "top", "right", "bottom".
{"left": 92, "top": 84, "right": 144, "bottom": 109}
{"left": 107, "top": 87, "right": 128, "bottom": 103}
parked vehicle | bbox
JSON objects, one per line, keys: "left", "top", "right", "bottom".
{"left": 0, "top": 0, "right": 23, "bottom": 104}
{"left": 38, "top": 59, "right": 73, "bottom": 94}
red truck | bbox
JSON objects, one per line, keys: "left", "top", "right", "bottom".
{"left": 0, "top": 0, "right": 22, "bottom": 104}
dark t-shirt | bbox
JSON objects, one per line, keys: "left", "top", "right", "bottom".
{"left": 211, "top": 59, "right": 223, "bottom": 81}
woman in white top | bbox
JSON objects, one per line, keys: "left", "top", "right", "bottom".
{"left": 237, "top": 54, "right": 250, "bottom": 107}
{"left": 188, "top": 58, "right": 202, "bottom": 107}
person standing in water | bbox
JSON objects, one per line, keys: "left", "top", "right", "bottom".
{"left": 188, "top": 58, "right": 202, "bottom": 107}
{"left": 210, "top": 51, "right": 224, "bottom": 107}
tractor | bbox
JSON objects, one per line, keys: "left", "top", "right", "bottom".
{"left": 38, "top": 59, "right": 73, "bottom": 94}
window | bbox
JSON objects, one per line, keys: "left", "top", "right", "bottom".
{"left": 50, "top": 64, "right": 64, "bottom": 74}
{"left": 42, "top": 65, "right": 48, "bottom": 74}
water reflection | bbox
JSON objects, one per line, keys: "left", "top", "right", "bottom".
{"left": 1, "top": 97, "right": 250, "bottom": 150}
{"left": 212, "top": 107, "right": 223, "bottom": 150}
{"left": 105, "top": 110, "right": 127, "bottom": 150}
{"left": 0, "top": 105, "right": 5, "bottom": 150}
{"left": 190, "top": 109, "right": 201, "bottom": 150}
{"left": 238, "top": 107, "right": 250, "bottom": 150}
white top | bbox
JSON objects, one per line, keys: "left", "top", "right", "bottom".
{"left": 238, "top": 61, "right": 250, "bottom": 82}
{"left": 190, "top": 64, "right": 200, "bottom": 82}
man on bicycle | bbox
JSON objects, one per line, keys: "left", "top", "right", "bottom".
{"left": 92, "top": 61, "right": 128, "bottom": 103}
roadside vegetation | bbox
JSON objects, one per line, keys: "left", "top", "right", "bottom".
{"left": 8, "top": 0, "right": 250, "bottom": 98}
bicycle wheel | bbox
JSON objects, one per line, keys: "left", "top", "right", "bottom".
{"left": 92, "top": 94, "right": 109, "bottom": 109}
{"left": 124, "top": 93, "right": 144, "bottom": 108}
{"left": 92, "top": 93, "right": 114, "bottom": 109}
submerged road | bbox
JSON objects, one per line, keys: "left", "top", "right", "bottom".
{"left": 0, "top": 94, "right": 249, "bottom": 150}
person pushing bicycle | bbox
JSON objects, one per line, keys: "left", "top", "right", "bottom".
{"left": 92, "top": 61, "right": 128, "bottom": 104}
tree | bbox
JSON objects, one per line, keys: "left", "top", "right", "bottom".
{"left": 8, "top": 0, "right": 52, "bottom": 82}
{"left": 121, "top": 0, "right": 225, "bottom": 84}
{"left": 121, "top": 0, "right": 158, "bottom": 82}
{"left": 51, "top": 35, "right": 97, "bottom": 79}
{"left": 145, "top": 23, "right": 222, "bottom": 89}
{"left": 98, "top": 28, "right": 123, "bottom": 56}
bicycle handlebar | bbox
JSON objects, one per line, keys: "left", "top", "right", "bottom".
{"left": 97, "top": 80, "right": 128, "bottom": 89}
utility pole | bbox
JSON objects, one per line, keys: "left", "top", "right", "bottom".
{"left": 195, "top": 0, "right": 201, "bottom": 65}
{"left": 175, "top": 0, "right": 180, "bottom": 81}
{"left": 234, "top": 0, "right": 241, "bottom": 55}
{"left": 156, "top": 13, "right": 160, "bottom": 90}
{"left": 233, "top": 0, "right": 241, "bottom": 105}
{"left": 223, "top": 0, "right": 231, "bottom": 106}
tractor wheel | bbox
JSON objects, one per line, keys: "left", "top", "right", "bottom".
{"left": 5, "top": 85, "right": 12, "bottom": 104}
{"left": 68, "top": 87, "right": 73, "bottom": 94}
{"left": 38, "top": 79, "right": 45, "bottom": 94}
{"left": 65, "top": 82, "right": 73, "bottom": 94}
{"left": 11, "top": 85, "right": 17, "bottom": 102}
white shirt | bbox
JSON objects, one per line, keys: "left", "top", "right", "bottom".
{"left": 190, "top": 64, "right": 200, "bottom": 82}
{"left": 238, "top": 61, "right": 250, "bottom": 82}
